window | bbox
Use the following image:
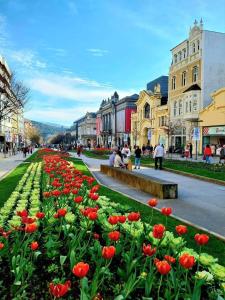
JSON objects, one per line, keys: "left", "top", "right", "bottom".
{"left": 174, "top": 101, "right": 177, "bottom": 116}
{"left": 144, "top": 103, "right": 150, "bottom": 118}
{"left": 192, "top": 66, "right": 198, "bottom": 82}
{"left": 186, "top": 101, "right": 188, "bottom": 113}
{"left": 189, "top": 100, "right": 192, "bottom": 112}
{"left": 179, "top": 100, "right": 183, "bottom": 115}
{"left": 193, "top": 99, "right": 198, "bottom": 111}
{"left": 197, "top": 40, "right": 200, "bottom": 50}
{"left": 183, "top": 48, "right": 186, "bottom": 59}
{"left": 192, "top": 42, "right": 196, "bottom": 53}
{"left": 172, "top": 76, "right": 176, "bottom": 90}
{"left": 179, "top": 51, "right": 182, "bottom": 61}
{"left": 174, "top": 54, "right": 177, "bottom": 63}
{"left": 182, "top": 71, "right": 187, "bottom": 86}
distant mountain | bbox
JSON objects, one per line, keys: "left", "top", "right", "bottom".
{"left": 31, "top": 120, "right": 68, "bottom": 141}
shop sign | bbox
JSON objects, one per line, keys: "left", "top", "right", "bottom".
{"left": 203, "top": 126, "right": 225, "bottom": 136}
{"left": 193, "top": 127, "right": 200, "bottom": 141}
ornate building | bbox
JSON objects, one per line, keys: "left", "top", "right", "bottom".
{"left": 72, "top": 112, "right": 96, "bottom": 146}
{"left": 168, "top": 20, "right": 225, "bottom": 153}
{"left": 131, "top": 77, "right": 168, "bottom": 149}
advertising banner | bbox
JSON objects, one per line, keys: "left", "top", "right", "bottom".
{"left": 203, "top": 126, "right": 225, "bottom": 136}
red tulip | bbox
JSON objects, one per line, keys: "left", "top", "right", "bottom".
{"left": 36, "top": 212, "right": 45, "bottom": 219}
{"left": 43, "top": 191, "right": 51, "bottom": 198}
{"left": 0, "top": 242, "right": 4, "bottom": 250}
{"left": 72, "top": 262, "right": 89, "bottom": 278}
{"left": 49, "top": 280, "right": 71, "bottom": 298}
{"left": 118, "top": 215, "right": 126, "bottom": 223}
{"left": 102, "top": 246, "right": 116, "bottom": 259}
{"left": 54, "top": 213, "right": 59, "bottom": 218}
{"left": 127, "top": 212, "right": 140, "bottom": 222}
{"left": 108, "top": 216, "right": 119, "bottom": 225}
{"left": 155, "top": 260, "right": 171, "bottom": 275}
{"left": 52, "top": 190, "right": 61, "bottom": 197}
{"left": 161, "top": 207, "right": 172, "bottom": 216}
{"left": 74, "top": 196, "right": 83, "bottom": 203}
{"left": 108, "top": 231, "right": 120, "bottom": 241}
{"left": 87, "top": 211, "right": 98, "bottom": 221}
{"left": 71, "top": 189, "right": 78, "bottom": 195}
{"left": 179, "top": 253, "right": 195, "bottom": 269}
{"left": 57, "top": 208, "right": 67, "bottom": 217}
{"left": 90, "top": 185, "right": 100, "bottom": 193}
{"left": 164, "top": 255, "right": 176, "bottom": 264}
{"left": 30, "top": 241, "right": 39, "bottom": 251}
{"left": 17, "top": 209, "right": 28, "bottom": 218}
{"left": 147, "top": 198, "right": 158, "bottom": 207}
{"left": 152, "top": 224, "right": 165, "bottom": 239}
{"left": 194, "top": 233, "right": 209, "bottom": 246}
{"left": 24, "top": 223, "right": 38, "bottom": 233}
{"left": 21, "top": 217, "right": 36, "bottom": 224}
{"left": 142, "top": 243, "right": 156, "bottom": 257}
{"left": 62, "top": 188, "right": 70, "bottom": 195}
{"left": 90, "top": 193, "right": 99, "bottom": 201}
{"left": 175, "top": 225, "right": 187, "bottom": 235}
{"left": 93, "top": 233, "right": 100, "bottom": 240}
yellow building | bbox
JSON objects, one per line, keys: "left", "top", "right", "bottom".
{"left": 200, "top": 87, "right": 225, "bottom": 150}
{"left": 131, "top": 84, "right": 169, "bottom": 149}
{"left": 168, "top": 20, "right": 225, "bottom": 153}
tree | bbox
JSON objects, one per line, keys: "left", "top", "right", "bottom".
{"left": 0, "top": 71, "right": 30, "bottom": 120}
{"left": 26, "top": 125, "right": 41, "bottom": 145}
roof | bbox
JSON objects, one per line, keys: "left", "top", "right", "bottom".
{"left": 146, "top": 76, "right": 168, "bottom": 97}
{"left": 183, "top": 84, "right": 201, "bottom": 93}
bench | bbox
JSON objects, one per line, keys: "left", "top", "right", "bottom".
{"left": 100, "top": 165, "right": 178, "bottom": 199}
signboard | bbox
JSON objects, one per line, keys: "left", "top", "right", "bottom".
{"left": 147, "top": 129, "right": 152, "bottom": 140}
{"left": 203, "top": 126, "right": 225, "bottom": 136}
{"left": 193, "top": 127, "right": 200, "bottom": 141}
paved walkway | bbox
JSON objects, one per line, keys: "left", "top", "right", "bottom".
{"left": 71, "top": 153, "right": 225, "bottom": 238}
{"left": 0, "top": 151, "right": 34, "bottom": 180}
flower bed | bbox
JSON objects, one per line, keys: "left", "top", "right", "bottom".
{"left": 0, "top": 153, "right": 224, "bottom": 299}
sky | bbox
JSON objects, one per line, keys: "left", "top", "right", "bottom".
{"left": 0, "top": 0, "right": 225, "bottom": 126}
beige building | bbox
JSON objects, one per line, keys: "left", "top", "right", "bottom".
{"left": 131, "top": 84, "right": 169, "bottom": 149}
{"left": 199, "top": 88, "right": 225, "bottom": 151}
{"left": 168, "top": 20, "right": 225, "bottom": 153}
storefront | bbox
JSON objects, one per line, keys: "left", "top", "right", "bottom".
{"left": 202, "top": 126, "right": 225, "bottom": 148}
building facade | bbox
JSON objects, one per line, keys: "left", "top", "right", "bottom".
{"left": 199, "top": 87, "right": 225, "bottom": 150}
{"left": 168, "top": 20, "right": 225, "bottom": 153}
{"left": 72, "top": 112, "right": 97, "bottom": 146}
{"left": 131, "top": 77, "right": 169, "bottom": 149}
{"left": 96, "top": 92, "right": 138, "bottom": 147}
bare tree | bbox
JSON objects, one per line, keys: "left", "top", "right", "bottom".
{"left": 0, "top": 71, "right": 30, "bottom": 119}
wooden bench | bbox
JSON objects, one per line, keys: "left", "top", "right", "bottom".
{"left": 100, "top": 165, "right": 178, "bottom": 199}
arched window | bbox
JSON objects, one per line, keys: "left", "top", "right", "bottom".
{"left": 179, "top": 100, "right": 183, "bottom": 115}
{"left": 192, "top": 66, "right": 198, "bottom": 82}
{"left": 197, "top": 40, "right": 200, "bottom": 50}
{"left": 182, "top": 71, "right": 187, "bottom": 86}
{"left": 174, "top": 101, "right": 177, "bottom": 116}
{"left": 144, "top": 103, "right": 150, "bottom": 118}
{"left": 172, "top": 76, "right": 176, "bottom": 90}
{"left": 192, "top": 42, "right": 196, "bottom": 53}
{"left": 183, "top": 48, "right": 186, "bottom": 59}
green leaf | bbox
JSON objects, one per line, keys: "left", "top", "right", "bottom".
{"left": 14, "top": 281, "right": 21, "bottom": 286}
{"left": 114, "top": 295, "right": 125, "bottom": 300}
{"left": 60, "top": 255, "right": 67, "bottom": 266}
{"left": 34, "top": 251, "right": 42, "bottom": 259}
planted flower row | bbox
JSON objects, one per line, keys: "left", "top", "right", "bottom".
{"left": 0, "top": 152, "right": 224, "bottom": 299}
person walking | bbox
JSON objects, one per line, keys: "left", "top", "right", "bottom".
{"left": 219, "top": 145, "right": 225, "bottom": 164}
{"left": 153, "top": 144, "right": 164, "bottom": 170}
{"left": 142, "top": 144, "right": 146, "bottom": 155}
{"left": 134, "top": 146, "right": 141, "bottom": 169}
{"left": 204, "top": 144, "right": 212, "bottom": 164}
{"left": 109, "top": 150, "right": 116, "bottom": 167}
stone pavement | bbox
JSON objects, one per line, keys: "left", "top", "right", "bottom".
{"left": 71, "top": 153, "right": 225, "bottom": 238}
{"left": 0, "top": 151, "right": 34, "bottom": 180}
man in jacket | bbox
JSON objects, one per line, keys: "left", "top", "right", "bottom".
{"left": 153, "top": 144, "right": 164, "bottom": 170}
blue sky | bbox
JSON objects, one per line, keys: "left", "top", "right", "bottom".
{"left": 0, "top": 0, "right": 224, "bottom": 126}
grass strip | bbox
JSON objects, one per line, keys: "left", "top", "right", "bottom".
{"left": 69, "top": 157, "right": 225, "bottom": 266}
{"left": 0, "top": 163, "right": 30, "bottom": 209}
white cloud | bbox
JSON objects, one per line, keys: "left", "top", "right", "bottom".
{"left": 10, "top": 49, "right": 46, "bottom": 69}
{"left": 87, "top": 48, "right": 109, "bottom": 57}
{"left": 46, "top": 47, "right": 67, "bottom": 57}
